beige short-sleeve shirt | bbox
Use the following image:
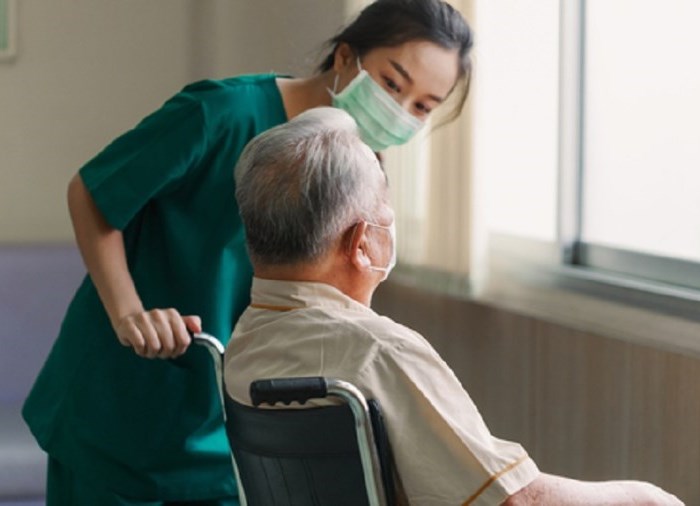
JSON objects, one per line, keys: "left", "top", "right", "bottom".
{"left": 225, "top": 278, "right": 539, "bottom": 505}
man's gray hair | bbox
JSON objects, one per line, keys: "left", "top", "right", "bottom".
{"left": 235, "top": 107, "right": 386, "bottom": 265}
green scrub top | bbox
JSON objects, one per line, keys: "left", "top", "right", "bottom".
{"left": 22, "top": 74, "right": 288, "bottom": 501}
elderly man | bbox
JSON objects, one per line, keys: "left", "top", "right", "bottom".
{"left": 224, "top": 107, "right": 682, "bottom": 505}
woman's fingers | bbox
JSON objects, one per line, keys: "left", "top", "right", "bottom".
{"left": 115, "top": 317, "right": 147, "bottom": 356}
{"left": 182, "top": 314, "right": 202, "bottom": 334}
{"left": 139, "top": 313, "right": 162, "bottom": 358}
{"left": 171, "top": 310, "right": 193, "bottom": 356}
{"left": 115, "top": 309, "right": 199, "bottom": 359}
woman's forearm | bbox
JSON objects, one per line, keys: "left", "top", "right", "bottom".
{"left": 67, "top": 174, "right": 143, "bottom": 328}
{"left": 67, "top": 174, "right": 197, "bottom": 358}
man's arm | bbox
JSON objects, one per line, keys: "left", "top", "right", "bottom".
{"left": 502, "top": 472, "right": 683, "bottom": 505}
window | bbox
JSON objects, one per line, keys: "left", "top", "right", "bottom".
{"left": 471, "top": 0, "right": 700, "bottom": 305}
{"left": 577, "top": 0, "right": 700, "bottom": 290}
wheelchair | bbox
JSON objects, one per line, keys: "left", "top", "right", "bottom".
{"left": 194, "top": 333, "right": 398, "bottom": 506}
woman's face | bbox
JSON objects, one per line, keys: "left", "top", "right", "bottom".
{"left": 333, "top": 40, "right": 460, "bottom": 121}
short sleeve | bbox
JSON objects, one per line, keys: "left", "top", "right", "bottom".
{"left": 357, "top": 327, "right": 539, "bottom": 505}
{"left": 79, "top": 95, "right": 208, "bottom": 230}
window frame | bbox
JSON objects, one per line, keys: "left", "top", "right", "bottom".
{"left": 560, "top": 0, "right": 700, "bottom": 293}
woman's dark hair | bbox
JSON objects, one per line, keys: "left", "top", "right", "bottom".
{"left": 318, "top": 0, "right": 474, "bottom": 124}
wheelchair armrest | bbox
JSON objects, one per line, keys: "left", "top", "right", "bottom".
{"left": 250, "top": 377, "right": 328, "bottom": 406}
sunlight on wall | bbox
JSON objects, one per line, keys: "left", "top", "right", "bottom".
{"left": 472, "top": 0, "right": 559, "bottom": 244}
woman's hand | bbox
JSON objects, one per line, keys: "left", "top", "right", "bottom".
{"left": 115, "top": 310, "right": 201, "bottom": 358}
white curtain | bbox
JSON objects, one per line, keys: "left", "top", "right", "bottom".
{"left": 384, "top": 0, "right": 474, "bottom": 278}
{"left": 342, "top": 0, "right": 475, "bottom": 281}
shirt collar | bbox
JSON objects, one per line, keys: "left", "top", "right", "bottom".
{"left": 250, "top": 277, "right": 373, "bottom": 314}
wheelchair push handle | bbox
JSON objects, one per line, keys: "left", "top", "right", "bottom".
{"left": 191, "top": 331, "right": 225, "bottom": 355}
{"left": 250, "top": 377, "right": 328, "bottom": 407}
{"left": 191, "top": 332, "right": 226, "bottom": 417}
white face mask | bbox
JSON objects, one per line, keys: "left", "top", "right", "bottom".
{"left": 329, "top": 59, "right": 424, "bottom": 152}
{"left": 365, "top": 220, "right": 397, "bottom": 281}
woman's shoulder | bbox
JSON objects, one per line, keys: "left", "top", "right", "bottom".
{"left": 181, "top": 73, "right": 279, "bottom": 103}
{"left": 178, "top": 73, "right": 286, "bottom": 126}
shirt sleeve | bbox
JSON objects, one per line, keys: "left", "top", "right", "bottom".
{"left": 79, "top": 94, "right": 209, "bottom": 230}
{"left": 356, "top": 325, "right": 540, "bottom": 506}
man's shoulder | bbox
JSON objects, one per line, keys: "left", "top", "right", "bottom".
{"left": 325, "top": 307, "right": 428, "bottom": 352}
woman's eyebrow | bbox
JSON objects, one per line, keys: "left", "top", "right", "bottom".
{"left": 389, "top": 59, "right": 413, "bottom": 83}
{"left": 389, "top": 59, "right": 446, "bottom": 103}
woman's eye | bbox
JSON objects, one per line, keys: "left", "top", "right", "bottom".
{"left": 383, "top": 77, "right": 401, "bottom": 93}
{"left": 415, "top": 102, "right": 432, "bottom": 115}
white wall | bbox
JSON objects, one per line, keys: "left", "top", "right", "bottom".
{"left": 0, "top": 0, "right": 351, "bottom": 242}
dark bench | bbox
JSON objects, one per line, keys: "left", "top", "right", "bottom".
{"left": 0, "top": 244, "right": 83, "bottom": 503}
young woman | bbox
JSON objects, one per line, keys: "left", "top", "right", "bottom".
{"left": 22, "top": 1, "right": 473, "bottom": 504}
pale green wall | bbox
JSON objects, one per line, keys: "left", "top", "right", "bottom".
{"left": 0, "top": 0, "right": 352, "bottom": 242}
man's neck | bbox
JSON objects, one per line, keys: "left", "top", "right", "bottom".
{"left": 254, "top": 264, "right": 373, "bottom": 307}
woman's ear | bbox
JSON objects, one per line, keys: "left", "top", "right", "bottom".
{"left": 332, "top": 42, "right": 356, "bottom": 74}
{"left": 346, "top": 222, "right": 371, "bottom": 270}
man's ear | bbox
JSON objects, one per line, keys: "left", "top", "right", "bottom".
{"left": 346, "top": 222, "right": 371, "bottom": 270}
{"left": 332, "top": 43, "right": 355, "bottom": 74}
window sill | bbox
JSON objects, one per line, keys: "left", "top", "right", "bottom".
{"left": 480, "top": 234, "right": 700, "bottom": 358}
{"left": 391, "top": 234, "right": 700, "bottom": 358}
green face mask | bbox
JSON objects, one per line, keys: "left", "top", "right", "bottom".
{"left": 329, "top": 60, "right": 424, "bottom": 152}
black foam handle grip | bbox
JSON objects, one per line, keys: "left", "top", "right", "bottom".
{"left": 250, "top": 377, "right": 328, "bottom": 407}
